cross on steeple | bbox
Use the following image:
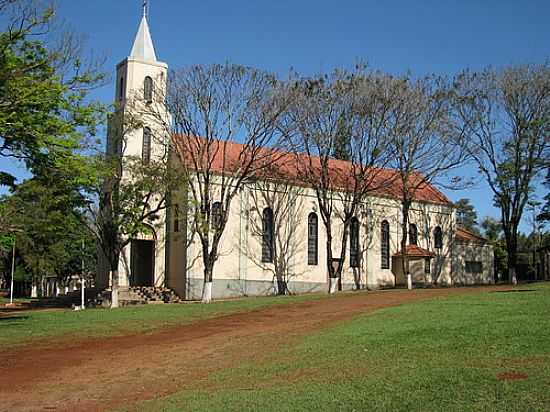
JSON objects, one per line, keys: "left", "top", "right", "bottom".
{"left": 130, "top": 0, "right": 157, "bottom": 61}
{"left": 142, "top": 0, "right": 148, "bottom": 18}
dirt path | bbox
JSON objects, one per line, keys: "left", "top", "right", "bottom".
{"left": 0, "top": 286, "right": 505, "bottom": 411}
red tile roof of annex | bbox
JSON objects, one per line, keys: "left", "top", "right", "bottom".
{"left": 393, "top": 245, "right": 436, "bottom": 258}
{"left": 172, "top": 135, "right": 453, "bottom": 206}
{"left": 455, "top": 227, "right": 489, "bottom": 244}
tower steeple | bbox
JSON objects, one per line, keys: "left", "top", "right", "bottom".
{"left": 130, "top": 1, "right": 157, "bottom": 61}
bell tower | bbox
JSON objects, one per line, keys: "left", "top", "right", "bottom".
{"left": 103, "top": 2, "right": 171, "bottom": 292}
{"left": 108, "top": 3, "right": 169, "bottom": 158}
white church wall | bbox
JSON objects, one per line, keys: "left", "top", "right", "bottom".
{"left": 174, "top": 172, "right": 456, "bottom": 299}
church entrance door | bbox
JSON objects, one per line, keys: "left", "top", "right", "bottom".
{"left": 130, "top": 239, "right": 155, "bottom": 287}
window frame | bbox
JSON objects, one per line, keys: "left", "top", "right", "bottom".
{"left": 465, "top": 261, "right": 483, "bottom": 274}
{"left": 173, "top": 204, "right": 180, "bottom": 233}
{"left": 142, "top": 127, "right": 152, "bottom": 165}
{"left": 119, "top": 76, "right": 125, "bottom": 100}
{"left": 307, "top": 212, "right": 318, "bottom": 266}
{"left": 211, "top": 202, "right": 223, "bottom": 231}
{"left": 409, "top": 223, "right": 418, "bottom": 245}
{"left": 424, "top": 257, "right": 431, "bottom": 274}
{"left": 381, "top": 220, "right": 390, "bottom": 269}
{"left": 261, "top": 208, "right": 274, "bottom": 263}
{"left": 350, "top": 217, "right": 360, "bottom": 268}
{"left": 144, "top": 76, "right": 153, "bottom": 103}
{"left": 434, "top": 226, "right": 443, "bottom": 249}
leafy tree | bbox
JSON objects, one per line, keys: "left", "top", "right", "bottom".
{"left": 537, "top": 169, "right": 550, "bottom": 223}
{"left": 455, "top": 198, "right": 480, "bottom": 234}
{"left": 0, "top": 172, "right": 95, "bottom": 296}
{"left": 0, "top": 0, "right": 105, "bottom": 187}
{"left": 480, "top": 216, "right": 503, "bottom": 242}
{"left": 480, "top": 216, "right": 507, "bottom": 281}
{"left": 453, "top": 64, "right": 550, "bottom": 284}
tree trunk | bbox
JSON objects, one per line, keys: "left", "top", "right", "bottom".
{"left": 353, "top": 268, "right": 361, "bottom": 290}
{"left": 329, "top": 276, "right": 339, "bottom": 294}
{"left": 202, "top": 265, "right": 213, "bottom": 303}
{"left": 111, "top": 269, "right": 119, "bottom": 308}
{"left": 503, "top": 225, "right": 519, "bottom": 285}
{"left": 508, "top": 251, "right": 518, "bottom": 285}
{"left": 276, "top": 276, "right": 288, "bottom": 295}
{"left": 325, "top": 223, "right": 338, "bottom": 294}
{"left": 401, "top": 200, "right": 411, "bottom": 289}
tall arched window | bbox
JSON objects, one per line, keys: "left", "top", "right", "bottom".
{"left": 434, "top": 226, "right": 443, "bottom": 249}
{"left": 142, "top": 127, "right": 152, "bottom": 164}
{"left": 144, "top": 76, "right": 153, "bottom": 103}
{"left": 211, "top": 202, "right": 223, "bottom": 231}
{"left": 119, "top": 77, "right": 124, "bottom": 100}
{"left": 409, "top": 223, "right": 418, "bottom": 245}
{"left": 307, "top": 213, "right": 318, "bottom": 265}
{"left": 173, "top": 204, "right": 180, "bottom": 233}
{"left": 381, "top": 220, "right": 390, "bottom": 269}
{"left": 350, "top": 217, "right": 360, "bottom": 268}
{"left": 262, "top": 208, "right": 274, "bottom": 263}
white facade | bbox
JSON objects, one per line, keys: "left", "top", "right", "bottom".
{"left": 165, "top": 181, "right": 456, "bottom": 299}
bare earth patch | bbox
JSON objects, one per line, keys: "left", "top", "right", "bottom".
{"left": 0, "top": 286, "right": 505, "bottom": 411}
{"left": 496, "top": 372, "right": 529, "bottom": 381}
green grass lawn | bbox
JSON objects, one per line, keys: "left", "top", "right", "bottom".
{"left": 0, "top": 293, "right": 327, "bottom": 350}
{"left": 134, "top": 282, "right": 550, "bottom": 412}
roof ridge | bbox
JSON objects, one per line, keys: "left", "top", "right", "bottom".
{"left": 172, "top": 134, "right": 454, "bottom": 206}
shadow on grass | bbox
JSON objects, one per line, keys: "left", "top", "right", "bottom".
{"left": 0, "top": 315, "right": 29, "bottom": 322}
{"left": 490, "top": 289, "right": 537, "bottom": 293}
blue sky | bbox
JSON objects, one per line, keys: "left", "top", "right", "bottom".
{"left": 2, "top": 0, "right": 549, "bottom": 230}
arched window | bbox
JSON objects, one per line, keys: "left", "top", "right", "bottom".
{"left": 350, "top": 217, "right": 360, "bottom": 268}
{"left": 307, "top": 213, "right": 318, "bottom": 265}
{"left": 434, "top": 226, "right": 443, "bottom": 249}
{"left": 381, "top": 220, "right": 390, "bottom": 269}
{"left": 142, "top": 127, "right": 152, "bottom": 164}
{"left": 409, "top": 223, "right": 418, "bottom": 245}
{"left": 173, "top": 204, "right": 180, "bottom": 233}
{"left": 144, "top": 76, "right": 153, "bottom": 103}
{"left": 262, "top": 208, "right": 274, "bottom": 263}
{"left": 211, "top": 202, "right": 223, "bottom": 231}
{"left": 119, "top": 77, "right": 124, "bottom": 100}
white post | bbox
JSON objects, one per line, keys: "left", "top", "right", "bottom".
{"left": 81, "top": 277, "right": 86, "bottom": 310}
{"left": 9, "top": 236, "right": 15, "bottom": 305}
{"left": 407, "top": 273, "right": 413, "bottom": 290}
{"left": 80, "top": 239, "right": 85, "bottom": 310}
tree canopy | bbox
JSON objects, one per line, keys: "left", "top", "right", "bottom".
{"left": 0, "top": 0, "right": 105, "bottom": 187}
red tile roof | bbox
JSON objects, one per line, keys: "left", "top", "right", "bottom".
{"left": 455, "top": 228, "right": 488, "bottom": 244}
{"left": 172, "top": 135, "right": 452, "bottom": 206}
{"left": 393, "top": 245, "right": 436, "bottom": 258}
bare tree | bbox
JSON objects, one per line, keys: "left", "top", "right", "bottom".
{"left": 243, "top": 173, "right": 305, "bottom": 295}
{"left": 284, "top": 68, "right": 393, "bottom": 293}
{"left": 453, "top": 64, "right": 550, "bottom": 284}
{"left": 166, "top": 64, "right": 290, "bottom": 303}
{"left": 385, "top": 74, "right": 468, "bottom": 289}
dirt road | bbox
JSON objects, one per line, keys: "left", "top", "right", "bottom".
{"left": 0, "top": 286, "right": 504, "bottom": 411}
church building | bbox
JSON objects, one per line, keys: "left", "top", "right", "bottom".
{"left": 96, "top": 10, "right": 494, "bottom": 302}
